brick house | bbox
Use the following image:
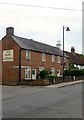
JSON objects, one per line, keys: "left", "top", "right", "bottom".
{"left": 1, "top": 27, "right": 69, "bottom": 85}
{"left": 65, "top": 47, "right": 84, "bottom": 69}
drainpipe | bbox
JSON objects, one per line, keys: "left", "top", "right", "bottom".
{"left": 19, "top": 48, "right": 21, "bottom": 85}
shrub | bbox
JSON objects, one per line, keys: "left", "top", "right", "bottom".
{"left": 64, "top": 69, "right": 84, "bottom": 77}
{"left": 45, "top": 75, "right": 56, "bottom": 81}
{"left": 80, "top": 69, "right": 84, "bottom": 76}
{"left": 64, "top": 70, "right": 70, "bottom": 76}
{"left": 39, "top": 70, "right": 48, "bottom": 79}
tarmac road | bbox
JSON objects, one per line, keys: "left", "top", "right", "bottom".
{"left": 2, "top": 82, "right": 83, "bottom": 118}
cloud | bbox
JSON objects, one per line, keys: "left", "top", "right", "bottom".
{"left": 0, "top": 0, "right": 83, "bottom": 54}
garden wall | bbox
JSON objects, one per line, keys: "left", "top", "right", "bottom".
{"left": 20, "top": 79, "right": 49, "bottom": 86}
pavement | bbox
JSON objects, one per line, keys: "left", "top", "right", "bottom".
{"left": 0, "top": 79, "right": 84, "bottom": 88}
{"left": 46, "top": 79, "right": 84, "bottom": 88}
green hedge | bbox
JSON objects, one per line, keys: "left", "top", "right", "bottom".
{"left": 45, "top": 75, "right": 56, "bottom": 81}
{"left": 39, "top": 70, "right": 48, "bottom": 79}
{"left": 64, "top": 69, "right": 84, "bottom": 76}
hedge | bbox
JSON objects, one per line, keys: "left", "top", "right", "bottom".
{"left": 45, "top": 75, "right": 56, "bottom": 81}
{"left": 64, "top": 69, "right": 84, "bottom": 76}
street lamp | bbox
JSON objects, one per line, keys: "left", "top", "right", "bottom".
{"left": 63, "top": 26, "right": 70, "bottom": 82}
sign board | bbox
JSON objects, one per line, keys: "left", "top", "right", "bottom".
{"left": 3, "top": 50, "right": 13, "bottom": 61}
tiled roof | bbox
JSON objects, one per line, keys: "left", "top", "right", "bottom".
{"left": 12, "top": 35, "right": 67, "bottom": 57}
{"left": 65, "top": 51, "right": 84, "bottom": 65}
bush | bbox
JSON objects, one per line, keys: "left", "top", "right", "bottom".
{"left": 64, "top": 69, "right": 84, "bottom": 77}
{"left": 45, "top": 75, "right": 56, "bottom": 81}
{"left": 64, "top": 70, "right": 71, "bottom": 76}
{"left": 39, "top": 70, "right": 48, "bottom": 79}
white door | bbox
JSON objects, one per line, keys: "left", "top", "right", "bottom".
{"left": 32, "top": 69, "right": 36, "bottom": 80}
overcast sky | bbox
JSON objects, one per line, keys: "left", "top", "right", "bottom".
{"left": 0, "top": 0, "right": 83, "bottom": 54}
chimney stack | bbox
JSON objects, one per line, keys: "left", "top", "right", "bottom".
{"left": 71, "top": 46, "right": 75, "bottom": 53}
{"left": 6, "top": 27, "right": 14, "bottom": 36}
{"left": 56, "top": 41, "right": 61, "bottom": 49}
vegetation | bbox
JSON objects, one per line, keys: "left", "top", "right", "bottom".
{"left": 80, "top": 54, "right": 84, "bottom": 58}
{"left": 39, "top": 70, "right": 48, "bottom": 79}
{"left": 64, "top": 69, "right": 84, "bottom": 77}
{"left": 39, "top": 70, "right": 56, "bottom": 82}
{"left": 45, "top": 75, "right": 56, "bottom": 81}
{"left": 69, "top": 63, "right": 79, "bottom": 70}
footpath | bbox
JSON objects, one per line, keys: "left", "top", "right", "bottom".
{"left": 46, "top": 80, "right": 84, "bottom": 88}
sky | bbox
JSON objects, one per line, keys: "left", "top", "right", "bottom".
{"left": 0, "top": 0, "right": 83, "bottom": 54}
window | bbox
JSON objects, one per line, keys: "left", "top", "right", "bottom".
{"left": 57, "top": 70, "right": 60, "bottom": 76}
{"left": 26, "top": 50, "right": 31, "bottom": 59}
{"left": 39, "top": 67, "right": 44, "bottom": 72}
{"left": 42, "top": 53, "right": 46, "bottom": 61}
{"left": 25, "top": 66, "right": 31, "bottom": 79}
{"left": 52, "top": 55, "right": 55, "bottom": 62}
{"left": 57, "top": 56, "right": 60, "bottom": 63}
{"left": 51, "top": 68, "right": 55, "bottom": 75}
{"left": 32, "top": 69, "right": 36, "bottom": 80}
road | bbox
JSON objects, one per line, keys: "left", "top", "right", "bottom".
{"left": 2, "top": 83, "right": 82, "bottom": 118}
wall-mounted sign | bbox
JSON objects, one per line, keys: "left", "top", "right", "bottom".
{"left": 3, "top": 50, "right": 13, "bottom": 61}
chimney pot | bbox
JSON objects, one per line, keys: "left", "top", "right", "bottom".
{"left": 71, "top": 46, "right": 75, "bottom": 53}
{"left": 6, "top": 27, "right": 14, "bottom": 36}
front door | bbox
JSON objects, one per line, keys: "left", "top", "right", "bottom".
{"left": 32, "top": 69, "right": 36, "bottom": 80}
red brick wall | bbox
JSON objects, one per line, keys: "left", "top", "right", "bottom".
{"left": 21, "top": 49, "right": 69, "bottom": 80}
{"left": 2, "top": 36, "right": 20, "bottom": 85}
{"left": 21, "top": 50, "right": 58, "bottom": 80}
{"left": 21, "top": 50, "right": 58, "bottom": 69}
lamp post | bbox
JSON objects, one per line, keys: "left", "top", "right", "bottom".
{"left": 63, "top": 26, "right": 70, "bottom": 82}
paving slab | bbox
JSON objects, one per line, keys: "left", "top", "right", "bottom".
{"left": 46, "top": 80, "right": 84, "bottom": 88}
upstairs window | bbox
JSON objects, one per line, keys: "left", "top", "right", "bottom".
{"left": 42, "top": 53, "right": 46, "bottom": 61}
{"left": 57, "top": 56, "right": 60, "bottom": 63}
{"left": 26, "top": 50, "right": 31, "bottom": 60}
{"left": 52, "top": 55, "right": 55, "bottom": 62}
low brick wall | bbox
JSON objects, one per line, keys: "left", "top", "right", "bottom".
{"left": 75, "top": 76, "right": 84, "bottom": 80}
{"left": 2, "top": 75, "right": 84, "bottom": 86}
{"left": 64, "top": 76, "right": 73, "bottom": 82}
{"left": 55, "top": 76, "right": 83, "bottom": 83}
{"left": 55, "top": 77, "right": 63, "bottom": 84}
{"left": 2, "top": 79, "right": 19, "bottom": 86}
{"left": 52, "top": 77, "right": 72, "bottom": 84}
{"left": 20, "top": 79, "right": 49, "bottom": 86}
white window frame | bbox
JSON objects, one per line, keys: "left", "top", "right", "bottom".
{"left": 32, "top": 69, "right": 36, "bottom": 80}
{"left": 52, "top": 55, "right": 55, "bottom": 62}
{"left": 25, "top": 66, "right": 31, "bottom": 80}
{"left": 42, "top": 53, "right": 46, "bottom": 61}
{"left": 39, "top": 67, "right": 44, "bottom": 72}
{"left": 26, "top": 50, "right": 31, "bottom": 60}
{"left": 57, "top": 56, "right": 60, "bottom": 63}
{"left": 51, "top": 68, "right": 55, "bottom": 75}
